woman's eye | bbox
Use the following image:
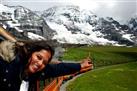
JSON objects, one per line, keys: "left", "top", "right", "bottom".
{"left": 37, "top": 55, "right": 42, "bottom": 60}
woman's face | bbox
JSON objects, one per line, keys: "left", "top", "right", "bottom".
{"left": 27, "top": 49, "right": 51, "bottom": 74}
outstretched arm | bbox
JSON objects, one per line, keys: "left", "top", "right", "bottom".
{"left": 0, "top": 26, "right": 17, "bottom": 42}
{"left": 39, "top": 58, "right": 93, "bottom": 79}
{"left": 40, "top": 63, "right": 81, "bottom": 79}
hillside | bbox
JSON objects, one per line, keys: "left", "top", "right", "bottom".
{"left": 0, "top": 4, "right": 137, "bottom": 46}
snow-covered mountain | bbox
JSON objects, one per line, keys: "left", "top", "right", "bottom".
{"left": 128, "top": 16, "right": 137, "bottom": 34}
{"left": 0, "top": 4, "right": 137, "bottom": 46}
{"left": 0, "top": 4, "right": 54, "bottom": 40}
{"left": 41, "top": 5, "right": 136, "bottom": 46}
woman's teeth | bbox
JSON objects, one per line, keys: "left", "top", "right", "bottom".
{"left": 33, "top": 64, "right": 38, "bottom": 70}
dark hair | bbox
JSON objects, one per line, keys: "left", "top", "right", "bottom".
{"left": 16, "top": 40, "right": 55, "bottom": 63}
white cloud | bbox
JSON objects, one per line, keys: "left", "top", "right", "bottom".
{"left": 2, "top": 0, "right": 137, "bottom": 24}
{"left": 70, "top": 0, "right": 99, "bottom": 10}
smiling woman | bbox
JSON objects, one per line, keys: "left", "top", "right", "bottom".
{"left": 0, "top": 25, "right": 93, "bottom": 91}
{"left": 26, "top": 49, "right": 52, "bottom": 75}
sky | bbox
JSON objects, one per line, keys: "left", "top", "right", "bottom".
{"left": 1, "top": 0, "right": 137, "bottom": 24}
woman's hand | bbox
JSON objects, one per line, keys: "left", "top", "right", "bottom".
{"left": 80, "top": 58, "right": 93, "bottom": 70}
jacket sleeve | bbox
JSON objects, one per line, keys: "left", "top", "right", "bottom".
{"left": 39, "top": 62, "right": 81, "bottom": 79}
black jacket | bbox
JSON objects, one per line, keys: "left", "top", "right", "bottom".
{"left": 0, "top": 57, "right": 80, "bottom": 91}
{"left": 0, "top": 52, "right": 81, "bottom": 91}
{"left": 0, "top": 41, "right": 81, "bottom": 91}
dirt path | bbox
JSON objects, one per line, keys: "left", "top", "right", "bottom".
{"left": 59, "top": 74, "right": 82, "bottom": 91}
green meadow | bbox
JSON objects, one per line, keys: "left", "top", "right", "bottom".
{"left": 62, "top": 46, "right": 137, "bottom": 67}
{"left": 61, "top": 46, "right": 137, "bottom": 91}
{"left": 67, "top": 62, "right": 137, "bottom": 91}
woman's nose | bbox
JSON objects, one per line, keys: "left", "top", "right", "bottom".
{"left": 37, "top": 60, "right": 43, "bottom": 66}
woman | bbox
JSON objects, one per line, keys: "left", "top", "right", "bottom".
{"left": 0, "top": 40, "right": 93, "bottom": 91}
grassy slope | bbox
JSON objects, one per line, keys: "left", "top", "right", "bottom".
{"left": 61, "top": 46, "right": 137, "bottom": 91}
{"left": 67, "top": 62, "right": 137, "bottom": 91}
{"left": 62, "top": 46, "right": 137, "bottom": 68}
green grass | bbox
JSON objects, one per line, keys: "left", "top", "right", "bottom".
{"left": 62, "top": 46, "right": 137, "bottom": 68}
{"left": 67, "top": 62, "right": 137, "bottom": 91}
{"left": 62, "top": 46, "right": 137, "bottom": 91}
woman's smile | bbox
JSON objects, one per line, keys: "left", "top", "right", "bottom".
{"left": 27, "top": 50, "right": 51, "bottom": 74}
{"left": 32, "top": 63, "right": 39, "bottom": 71}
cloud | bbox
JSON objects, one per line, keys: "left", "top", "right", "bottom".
{"left": 3, "top": 0, "right": 137, "bottom": 24}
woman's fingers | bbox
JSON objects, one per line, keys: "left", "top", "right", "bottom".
{"left": 80, "top": 59, "right": 94, "bottom": 70}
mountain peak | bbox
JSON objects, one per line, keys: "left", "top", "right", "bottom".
{"left": 0, "top": 4, "right": 11, "bottom": 12}
{"left": 1, "top": 4, "right": 137, "bottom": 46}
{"left": 41, "top": 5, "right": 136, "bottom": 46}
